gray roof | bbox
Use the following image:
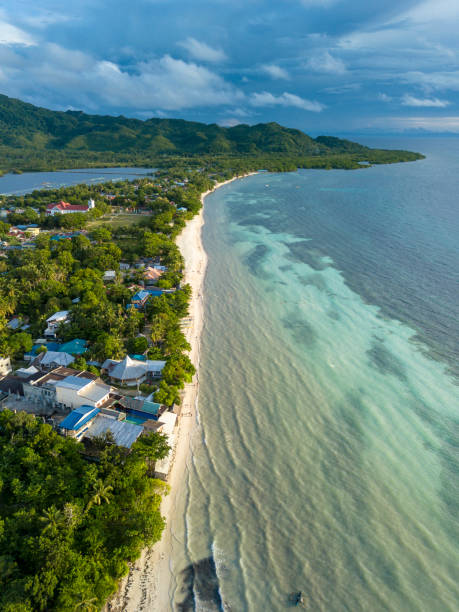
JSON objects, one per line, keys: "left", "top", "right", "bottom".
{"left": 40, "top": 351, "right": 74, "bottom": 367}
{"left": 46, "top": 310, "right": 69, "bottom": 323}
{"left": 86, "top": 415, "right": 143, "bottom": 448}
{"left": 106, "top": 356, "right": 146, "bottom": 381}
{"left": 56, "top": 375, "right": 91, "bottom": 390}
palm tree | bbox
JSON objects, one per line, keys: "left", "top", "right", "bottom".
{"left": 39, "top": 506, "right": 66, "bottom": 534}
{"left": 85, "top": 479, "right": 113, "bottom": 513}
{"left": 73, "top": 596, "right": 98, "bottom": 611}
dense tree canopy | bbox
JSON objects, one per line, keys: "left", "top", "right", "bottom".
{"left": 0, "top": 410, "right": 169, "bottom": 612}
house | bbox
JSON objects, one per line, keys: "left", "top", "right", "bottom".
{"left": 85, "top": 415, "right": 143, "bottom": 449}
{"left": 0, "top": 356, "right": 12, "bottom": 377}
{"left": 35, "top": 350, "right": 75, "bottom": 369}
{"left": 144, "top": 266, "right": 163, "bottom": 285}
{"left": 101, "top": 355, "right": 166, "bottom": 386}
{"left": 130, "top": 290, "right": 151, "bottom": 309}
{"left": 55, "top": 375, "right": 112, "bottom": 411}
{"left": 118, "top": 394, "right": 163, "bottom": 422}
{"left": 22, "top": 367, "right": 99, "bottom": 410}
{"left": 119, "top": 262, "right": 131, "bottom": 271}
{"left": 103, "top": 270, "right": 116, "bottom": 282}
{"left": 44, "top": 310, "right": 69, "bottom": 337}
{"left": 154, "top": 411, "right": 177, "bottom": 479}
{"left": 46, "top": 199, "right": 95, "bottom": 216}
{"left": 59, "top": 405, "right": 100, "bottom": 439}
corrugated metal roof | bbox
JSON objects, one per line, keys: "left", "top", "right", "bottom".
{"left": 87, "top": 415, "right": 143, "bottom": 448}
{"left": 59, "top": 405, "right": 100, "bottom": 431}
{"left": 56, "top": 375, "right": 91, "bottom": 390}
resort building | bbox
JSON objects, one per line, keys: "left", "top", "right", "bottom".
{"left": 101, "top": 355, "right": 166, "bottom": 386}
{"left": 46, "top": 199, "right": 95, "bottom": 216}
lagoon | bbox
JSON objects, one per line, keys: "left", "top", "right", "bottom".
{"left": 0, "top": 167, "right": 155, "bottom": 195}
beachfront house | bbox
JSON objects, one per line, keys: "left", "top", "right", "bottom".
{"left": 44, "top": 310, "right": 69, "bottom": 338}
{"left": 153, "top": 411, "right": 177, "bottom": 480}
{"left": 101, "top": 355, "right": 166, "bottom": 386}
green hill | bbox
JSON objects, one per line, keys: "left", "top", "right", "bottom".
{"left": 0, "top": 93, "right": 424, "bottom": 172}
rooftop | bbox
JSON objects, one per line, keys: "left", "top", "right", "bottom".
{"left": 86, "top": 415, "right": 143, "bottom": 449}
{"left": 59, "top": 405, "right": 100, "bottom": 431}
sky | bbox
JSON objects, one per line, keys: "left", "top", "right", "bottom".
{"left": 1, "top": 0, "right": 459, "bottom": 134}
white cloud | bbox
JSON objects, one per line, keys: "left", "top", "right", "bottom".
{"left": 0, "top": 19, "right": 35, "bottom": 46}
{"left": 179, "top": 37, "right": 226, "bottom": 63}
{"left": 261, "top": 64, "right": 289, "bottom": 80}
{"left": 377, "top": 115, "right": 459, "bottom": 132}
{"left": 396, "top": 0, "right": 459, "bottom": 24}
{"left": 378, "top": 93, "right": 392, "bottom": 102}
{"left": 0, "top": 44, "right": 243, "bottom": 111}
{"left": 250, "top": 91, "right": 324, "bottom": 112}
{"left": 403, "top": 71, "right": 459, "bottom": 92}
{"left": 401, "top": 95, "right": 450, "bottom": 107}
{"left": 307, "top": 51, "right": 346, "bottom": 74}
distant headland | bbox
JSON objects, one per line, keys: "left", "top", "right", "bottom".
{"left": 0, "top": 93, "right": 424, "bottom": 175}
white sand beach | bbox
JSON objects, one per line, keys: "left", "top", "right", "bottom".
{"left": 107, "top": 173, "right": 255, "bottom": 612}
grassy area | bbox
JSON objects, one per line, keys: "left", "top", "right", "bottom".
{"left": 87, "top": 213, "right": 150, "bottom": 229}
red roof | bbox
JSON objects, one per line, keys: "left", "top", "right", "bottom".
{"left": 46, "top": 201, "right": 88, "bottom": 212}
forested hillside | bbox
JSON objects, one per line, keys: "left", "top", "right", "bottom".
{"left": 0, "top": 94, "right": 424, "bottom": 173}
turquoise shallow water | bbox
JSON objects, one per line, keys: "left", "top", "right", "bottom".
{"left": 170, "top": 139, "right": 458, "bottom": 611}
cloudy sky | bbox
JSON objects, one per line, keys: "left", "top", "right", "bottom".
{"left": 1, "top": 0, "right": 459, "bottom": 133}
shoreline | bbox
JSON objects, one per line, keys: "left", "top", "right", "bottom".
{"left": 108, "top": 172, "right": 256, "bottom": 612}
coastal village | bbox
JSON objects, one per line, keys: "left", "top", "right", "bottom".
{"left": 0, "top": 168, "right": 215, "bottom": 480}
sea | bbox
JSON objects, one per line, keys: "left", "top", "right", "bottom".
{"left": 0, "top": 166, "right": 155, "bottom": 195}
{"left": 169, "top": 138, "right": 459, "bottom": 611}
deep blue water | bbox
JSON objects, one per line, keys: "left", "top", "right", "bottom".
{"left": 231, "top": 138, "right": 459, "bottom": 378}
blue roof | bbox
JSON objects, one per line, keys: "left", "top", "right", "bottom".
{"left": 132, "top": 290, "right": 150, "bottom": 302}
{"left": 59, "top": 405, "right": 100, "bottom": 431}
{"left": 25, "top": 342, "right": 59, "bottom": 358}
{"left": 145, "top": 289, "right": 163, "bottom": 296}
{"left": 59, "top": 339, "right": 87, "bottom": 355}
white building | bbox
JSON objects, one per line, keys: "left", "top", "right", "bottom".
{"left": 153, "top": 411, "right": 177, "bottom": 480}
{"left": 0, "top": 356, "right": 12, "bottom": 377}
{"left": 55, "top": 375, "right": 112, "bottom": 410}
{"left": 44, "top": 310, "right": 69, "bottom": 338}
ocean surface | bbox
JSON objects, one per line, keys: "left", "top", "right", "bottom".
{"left": 170, "top": 138, "right": 459, "bottom": 611}
{"left": 0, "top": 166, "right": 155, "bottom": 195}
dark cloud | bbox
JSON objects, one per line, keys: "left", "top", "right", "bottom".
{"left": 0, "top": 0, "right": 458, "bottom": 132}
